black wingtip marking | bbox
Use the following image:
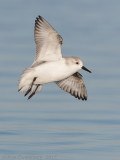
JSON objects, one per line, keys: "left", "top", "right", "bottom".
{"left": 35, "top": 16, "right": 44, "bottom": 29}
{"left": 38, "top": 15, "right": 43, "bottom": 22}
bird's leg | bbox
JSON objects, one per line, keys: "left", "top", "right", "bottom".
{"left": 28, "top": 84, "right": 40, "bottom": 100}
{"left": 24, "top": 77, "right": 37, "bottom": 96}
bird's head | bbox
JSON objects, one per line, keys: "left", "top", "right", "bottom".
{"left": 68, "top": 57, "right": 92, "bottom": 73}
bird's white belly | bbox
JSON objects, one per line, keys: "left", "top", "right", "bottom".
{"left": 33, "top": 60, "right": 75, "bottom": 84}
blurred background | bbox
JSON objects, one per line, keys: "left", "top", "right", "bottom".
{"left": 0, "top": 0, "right": 120, "bottom": 160}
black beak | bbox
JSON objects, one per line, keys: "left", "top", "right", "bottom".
{"left": 82, "top": 66, "right": 92, "bottom": 73}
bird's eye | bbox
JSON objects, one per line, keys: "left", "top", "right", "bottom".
{"left": 76, "top": 62, "right": 79, "bottom": 64}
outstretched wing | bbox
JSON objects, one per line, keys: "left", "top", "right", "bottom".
{"left": 34, "top": 16, "right": 63, "bottom": 63}
{"left": 56, "top": 72, "right": 88, "bottom": 100}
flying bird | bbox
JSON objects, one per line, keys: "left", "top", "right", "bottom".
{"left": 18, "top": 16, "right": 91, "bottom": 100}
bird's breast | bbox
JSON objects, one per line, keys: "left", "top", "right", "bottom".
{"left": 34, "top": 60, "right": 75, "bottom": 84}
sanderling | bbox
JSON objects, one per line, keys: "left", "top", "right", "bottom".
{"left": 18, "top": 16, "right": 91, "bottom": 100}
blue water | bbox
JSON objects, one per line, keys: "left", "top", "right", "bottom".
{"left": 0, "top": 0, "right": 120, "bottom": 159}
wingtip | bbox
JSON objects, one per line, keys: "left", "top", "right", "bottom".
{"left": 78, "top": 95, "right": 87, "bottom": 101}
{"left": 35, "top": 16, "right": 44, "bottom": 29}
{"left": 36, "top": 15, "right": 44, "bottom": 22}
{"left": 35, "top": 15, "right": 42, "bottom": 21}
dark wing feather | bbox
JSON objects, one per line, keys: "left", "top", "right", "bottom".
{"left": 56, "top": 72, "right": 88, "bottom": 100}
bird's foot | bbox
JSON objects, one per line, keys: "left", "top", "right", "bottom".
{"left": 28, "top": 84, "right": 40, "bottom": 99}
{"left": 24, "top": 77, "right": 37, "bottom": 97}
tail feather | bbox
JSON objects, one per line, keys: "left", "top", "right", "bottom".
{"left": 18, "top": 67, "right": 43, "bottom": 98}
{"left": 18, "top": 67, "right": 35, "bottom": 93}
